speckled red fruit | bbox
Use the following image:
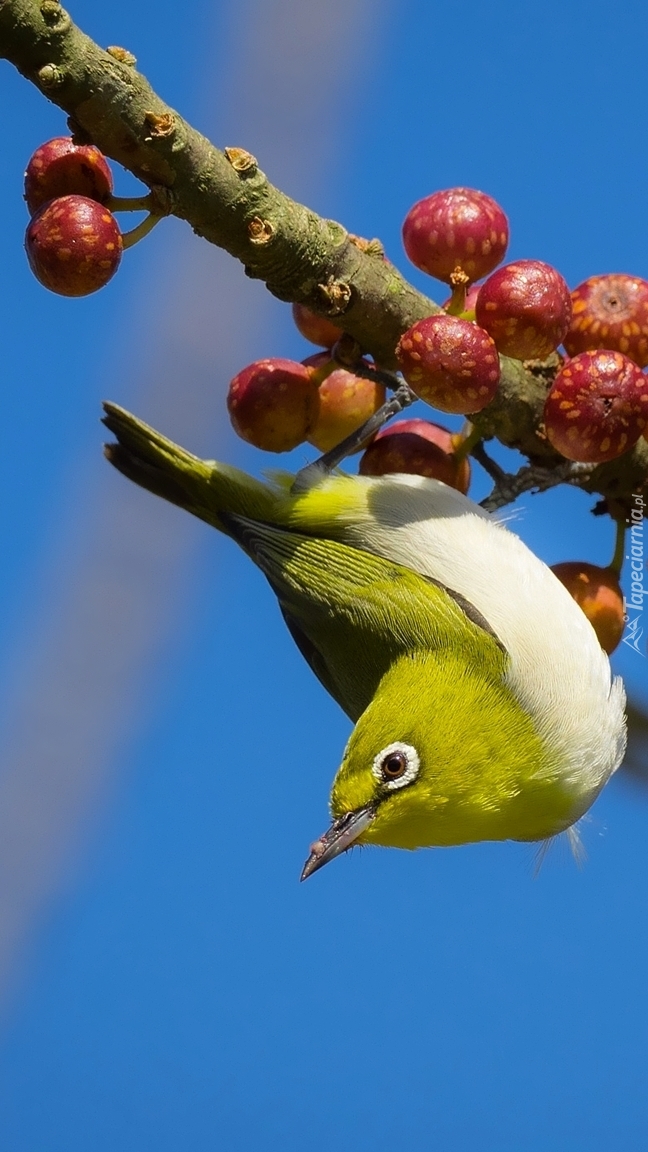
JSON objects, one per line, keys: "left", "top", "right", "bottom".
{"left": 551, "top": 562, "right": 624, "bottom": 654}
{"left": 564, "top": 274, "right": 648, "bottom": 368}
{"left": 402, "top": 188, "right": 509, "bottom": 285}
{"left": 25, "top": 195, "right": 122, "bottom": 296}
{"left": 306, "top": 366, "right": 385, "bottom": 453}
{"left": 228, "top": 359, "right": 319, "bottom": 452}
{"left": 359, "top": 418, "right": 471, "bottom": 492}
{"left": 292, "top": 302, "right": 344, "bottom": 348}
{"left": 396, "top": 313, "right": 500, "bottom": 414}
{"left": 544, "top": 350, "right": 648, "bottom": 463}
{"left": 24, "top": 137, "right": 113, "bottom": 215}
{"left": 475, "top": 260, "right": 572, "bottom": 360}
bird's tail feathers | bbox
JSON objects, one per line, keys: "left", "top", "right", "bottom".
{"left": 102, "top": 402, "right": 278, "bottom": 531}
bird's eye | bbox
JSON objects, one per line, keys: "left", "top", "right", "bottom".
{"left": 372, "top": 742, "right": 420, "bottom": 791}
{"left": 383, "top": 752, "right": 408, "bottom": 778}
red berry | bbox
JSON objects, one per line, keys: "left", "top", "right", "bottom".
{"left": 396, "top": 313, "right": 500, "bottom": 414}
{"left": 551, "top": 562, "right": 624, "bottom": 654}
{"left": 292, "top": 302, "right": 344, "bottom": 348}
{"left": 227, "top": 358, "right": 319, "bottom": 452}
{"left": 402, "top": 188, "right": 509, "bottom": 285}
{"left": 543, "top": 350, "right": 648, "bottom": 463}
{"left": 475, "top": 260, "right": 572, "bottom": 361}
{"left": 25, "top": 195, "right": 122, "bottom": 296}
{"left": 359, "top": 418, "right": 471, "bottom": 493}
{"left": 307, "top": 366, "right": 385, "bottom": 452}
{"left": 564, "top": 274, "right": 648, "bottom": 368}
{"left": 24, "top": 136, "right": 113, "bottom": 215}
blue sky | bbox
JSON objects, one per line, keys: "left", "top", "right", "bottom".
{"left": 0, "top": 0, "right": 646, "bottom": 1148}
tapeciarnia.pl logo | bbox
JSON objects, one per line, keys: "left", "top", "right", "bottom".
{"left": 622, "top": 493, "right": 646, "bottom": 656}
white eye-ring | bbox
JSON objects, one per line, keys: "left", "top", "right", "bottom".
{"left": 372, "top": 742, "right": 420, "bottom": 791}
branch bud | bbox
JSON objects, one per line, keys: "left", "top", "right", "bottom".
{"left": 37, "top": 63, "right": 63, "bottom": 88}
{"left": 318, "top": 278, "right": 352, "bottom": 315}
{"left": 143, "top": 111, "right": 176, "bottom": 139}
{"left": 247, "top": 217, "right": 274, "bottom": 245}
{"left": 106, "top": 46, "right": 137, "bottom": 66}
{"left": 224, "top": 148, "right": 258, "bottom": 175}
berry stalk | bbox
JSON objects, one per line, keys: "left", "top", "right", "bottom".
{"left": 106, "top": 193, "right": 158, "bottom": 214}
{"left": 121, "top": 212, "right": 162, "bottom": 250}
{"left": 609, "top": 518, "right": 626, "bottom": 578}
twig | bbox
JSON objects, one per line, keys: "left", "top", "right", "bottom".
{"left": 480, "top": 460, "right": 597, "bottom": 512}
{"left": 470, "top": 440, "right": 508, "bottom": 485}
{"left": 0, "top": 0, "right": 438, "bottom": 368}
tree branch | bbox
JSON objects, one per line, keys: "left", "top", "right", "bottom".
{"left": 1, "top": 0, "right": 647, "bottom": 509}
{"left": 0, "top": 0, "right": 440, "bottom": 366}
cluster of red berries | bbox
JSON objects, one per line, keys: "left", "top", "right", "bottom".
{"left": 230, "top": 187, "right": 648, "bottom": 475}
{"left": 399, "top": 187, "right": 648, "bottom": 465}
{"left": 398, "top": 188, "right": 571, "bottom": 413}
{"left": 228, "top": 341, "right": 385, "bottom": 457}
{"left": 23, "top": 137, "right": 157, "bottom": 297}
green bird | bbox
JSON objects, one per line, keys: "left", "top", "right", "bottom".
{"left": 103, "top": 403, "right": 627, "bottom": 879}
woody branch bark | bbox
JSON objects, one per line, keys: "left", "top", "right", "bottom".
{"left": 1, "top": 0, "right": 647, "bottom": 510}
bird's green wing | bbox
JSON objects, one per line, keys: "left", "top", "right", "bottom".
{"left": 223, "top": 513, "right": 508, "bottom": 721}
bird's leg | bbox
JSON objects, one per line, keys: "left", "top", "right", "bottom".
{"left": 292, "top": 382, "right": 415, "bottom": 492}
{"left": 291, "top": 348, "right": 416, "bottom": 492}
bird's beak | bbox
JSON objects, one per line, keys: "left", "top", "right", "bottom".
{"left": 300, "top": 804, "right": 376, "bottom": 881}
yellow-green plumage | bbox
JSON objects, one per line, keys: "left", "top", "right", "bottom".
{"left": 223, "top": 517, "right": 504, "bottom": 723}
{"left": 103, "top": 402, "right": 627, "bottom": 874}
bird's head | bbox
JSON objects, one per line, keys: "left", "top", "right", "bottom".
{"left": 301, "top": 648, "right": 572, "bottom": 879}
